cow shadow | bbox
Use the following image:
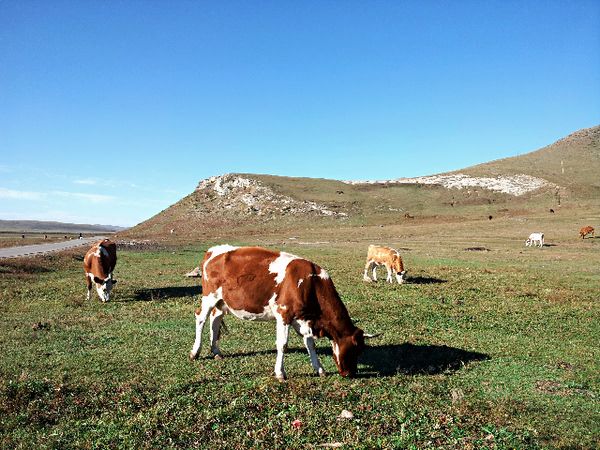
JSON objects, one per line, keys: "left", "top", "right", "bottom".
{"left": 357, "top": 343, "right": 489, "bottom": 377}
{"left": 408, "top": 276, "right": 447, "bottom": 284}
{"left": 211, "top": 342, "right": 488, "bottom": 377}
{"left": 131, "top": 285, "right": 201, "bottom": 302}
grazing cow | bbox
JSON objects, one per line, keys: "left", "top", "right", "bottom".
{"left": 525, "top": 232, "right": 544, "bottom": 248}
{"left": 579, "top": 226, "right": 595, "bottom": 239}
{"left": 363, "top": 245, "right": 407, "bottom": 284}
{"left": 83, "top": 239, "right": 117, "bottom": 302}
{"left": 189, "top": 245, "right": 365, "bottom": 380}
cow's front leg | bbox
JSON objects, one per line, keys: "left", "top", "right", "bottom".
{"left": 372, "top": 264, "right": 378, "bottom": 282}
{"left": 292, "top": 320, "right": 326, "bottom": 377}
{"left": 189, "top": 291, "right": 220, "bottom": 360}
{"left": 209, "top": 307, "right": 225, "bottom": 358}
{"left": 386, "top": 265, "right": 393, "bottom": 283}
{"left": 275, "top": 316, "right": 289, "bottom": 381}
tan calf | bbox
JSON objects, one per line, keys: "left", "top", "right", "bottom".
{"left": 363, "top": 245, "right": 406, "bottom": 284}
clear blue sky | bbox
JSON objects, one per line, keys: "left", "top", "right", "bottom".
{"left": 1, "top": 1, "right": 599, "bottom": 227}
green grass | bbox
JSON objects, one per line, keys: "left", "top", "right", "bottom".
{"left": 1, "top": 230, "right": 599, "bottom": 449}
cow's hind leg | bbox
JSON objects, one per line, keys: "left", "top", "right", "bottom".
{"left": 363, "top": 260, "right": 374, "bottom": 282}
{"left": 292, "top": 320, "right": 326, "bottom": 377}
{"left": 189, "top": 291, "right": 221, "bottom": 360}
{"left": 85, "top": 274, "right": 92, "bottom": 300}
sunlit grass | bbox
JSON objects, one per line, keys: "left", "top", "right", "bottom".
{"left": 1, "top": 235, "right": 599, "bottom": 448}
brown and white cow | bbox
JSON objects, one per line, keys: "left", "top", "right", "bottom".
{"left": 189, "top": 245, "right": 365, "bottom": 380}
{"left": 579, "top": 226, "right": 595, "bottom": 239}
{"left": 363, "top": 245, "right": 406, "bottom": 284}
{"left": 83, "top": 239, "right": 117, "bottom": 302}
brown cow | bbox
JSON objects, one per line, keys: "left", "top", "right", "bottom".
{"left": 579, "top": 226, "right": 595, "bottom": 239}
{"left": 189, "top": 245, "right": 365, "bottom": 380}
{"left": 83, "top": 239, "right": 117, "bottom": 302}
{"left": 363, "top": 245, "right": 407, "bottom": 284}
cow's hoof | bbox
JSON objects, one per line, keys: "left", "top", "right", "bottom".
{"left": 189, "top": 351, "right": 198, "bottom": 361}
{"left": 213, "top": 354, "right": 224, "bottom": 360}
{"left": 363, "top": 278, "right": 372, "bottom": 283}
{"left": 318, "top": 370, "right": 326, "bottom": 378}
{"left": 275, "top": 374, "right": 287, "bottom": 383}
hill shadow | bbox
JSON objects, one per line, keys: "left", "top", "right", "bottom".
{"left": 357, "top": 343, "right": 489, "bottom": 377}
{"left": 408, "top": 276, "right": 447, "bottom": 284}
{"left": 132, "top": 285, "right": 201, "bottom": 302}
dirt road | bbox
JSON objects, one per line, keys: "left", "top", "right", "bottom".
{"left": 0, "top": 236, "right": 106, "bottom": 259}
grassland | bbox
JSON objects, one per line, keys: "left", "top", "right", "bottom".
{"left": 1, "top": 214, "right": 599, "bottom": 449}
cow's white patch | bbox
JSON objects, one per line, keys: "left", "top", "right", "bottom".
{"left": 295, "top": 319, "right": 314, "bottom": 337}
{"left": 297, "top": 278, "right": 304, "bottom": 288}
{"left": 203, "top": 244, "right": 238, "bottom": 281}
{"left": 228, "top": 307, "right": 275, "bottom": 321}
{"left": 227, "top": 292, "right": 276, "bottom": 322}
{"left": 332, "top": 341, "right": 340, "bottom": 360}
{"left": 319, "top": 268, "right": 330, "bottom": 280}
{"left": 269, "top": 252, "right": 299, "bottom": 285}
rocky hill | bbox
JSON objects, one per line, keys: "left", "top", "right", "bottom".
{"left": 125, "top": 125, "right": 599, "bottom": 241}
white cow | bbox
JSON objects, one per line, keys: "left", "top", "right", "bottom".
{"left": 525, "top": 232, "right": 544, "bottom": 248}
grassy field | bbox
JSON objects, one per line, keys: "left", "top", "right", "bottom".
{"left": 1, "top": 218, "right": 599, "bottom": 449}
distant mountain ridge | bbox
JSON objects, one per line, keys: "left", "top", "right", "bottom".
{"left": 125, "top": 125, "right": 600, "bottom": 240}
{"left": 0, "top": 220, "right": 126, "bottom": 233}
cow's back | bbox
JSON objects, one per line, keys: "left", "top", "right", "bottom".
{"left": 84, "top": 239, "right": 117, "bottom": 276}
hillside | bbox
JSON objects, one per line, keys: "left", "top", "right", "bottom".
{"left": 125, "top": 125, "right": 600, "bottom": 241}
{"left": 0, "top": 220, "right": 125, "bottom": 233}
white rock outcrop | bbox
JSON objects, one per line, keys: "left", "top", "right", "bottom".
{"left": 344, "top": 173, "right": 550, "bottom": 196}
{"left": 196, "top": 174, "right": 346, "bottom": 217}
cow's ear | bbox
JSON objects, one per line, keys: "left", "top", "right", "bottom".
{"left": 93, "top": 276, "right": 104, "bottom": 284}
{"left": 352, "top": 329, "right": 364, "bottom": 346}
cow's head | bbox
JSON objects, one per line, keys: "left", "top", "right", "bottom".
{"left": 94, "top": 276, "right": 117, "bottom": 302}
{"left": 393, "top": 255, "right": 406, "bottom": 284}
{"left": 395, "top": 270, "right": 407, "bottom": 284}
{"left": 331, "top": 328, "right": 365, "bottom": 377}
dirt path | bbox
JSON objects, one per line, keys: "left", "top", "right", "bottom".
{"left": 0, "top": 236, "right": 106, "bottom": 259}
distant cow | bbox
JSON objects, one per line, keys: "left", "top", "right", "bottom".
{"left": 525, "top": 232, "right": 544, "bottom": 248}
{"left": 83, "top": 239, "right": 117, "bottom": 302}
{"left": 189, "top": 245, "right": 366, "bottom": 380}
{"left": 579, "top": 226, "right": 595, "bottom": 239}
{"left": 363, "top": 245, "right": 406, "bottom": 284}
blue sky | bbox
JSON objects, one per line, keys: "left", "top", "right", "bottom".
{"left": 1, "top": 1, "right": 599, "bottom": 227}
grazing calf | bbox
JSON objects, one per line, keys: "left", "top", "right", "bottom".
{"left": 579, "top": 226, "right": 595, "bottom": 239}
{"left": 189, "top": 245, "right": 365, "bottom": 380}
{"left": 363, "top": 245, "right": 407, "bottom": 284}
{"left": 525, "top": 232, "right": 544, "bottom": 248}
{"left": 83, "top": 239, "right": 117, "bottom": 302}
